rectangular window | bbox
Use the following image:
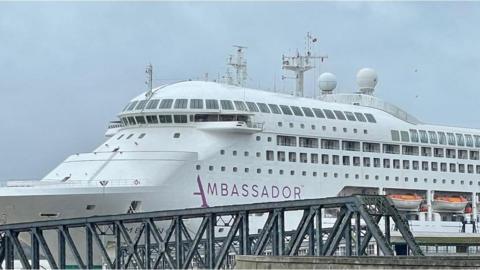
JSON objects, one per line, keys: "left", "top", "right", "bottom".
{"left": 456, "top": 133, "right": 465, "bottom": 146}
{"left": 245, "top": 102, "right": 259, "bottom": 112}
{"left": 266, "top": 150, "right": 274, "bottom": 161}
{"left": 409, "top": 129, "right": 419, "bottom": 142}
{"left": 301, "top": 107, "right": 314, "bottom": 117}
{"left": 333, "top": 110, "right": 346, "bottom": 120}
{"left": 354, "top": 112, "right": 366, "bottom": 122}
{"left": 268, "top": 104, "right": 281, "bottom": 114}
{"left": 190, "top": 99, "right": 203, "bottom": 109}
{"left": 220, "top": 100, "right": 234, "bottom": 110}
{"left": 300, "top": 153, "right": 308, "bottom": 163}
{"left": 393, "top": 159, "right": 400, "bottom": 169}
{"left": 234, "top": 101, "right": 248, "bottom": 111}
{"left": 353, "top": 156, "right": 360, "bottom": 166}
{"left": 127, "top": 116, "right": 136, "bottom": 125}
{"left": 383, "top": 144, "right": 400, "bottom": 154}
{"left": 434, "top": 148, "right": 444, "bottom": 157}
{"left": 363, "top": 142, "right": 380, "bottom": 152}
{"left": 321, "top": 139, "right": 340, "bottom": 150}
{"left": 288, "top": 152, "right": 296, "bottom": 162}
{"left": 419, "top": 130, "right": 428, "bottom": 143}
{"left": 446, "top": 149, "right": 456, "bottom": 158}
{"left": 365, "top": 113, "right": 376, "bottom": 123}
{"left": 174, "top": 99, "right": 188, "bottom": 109}
{"left": 422, "top": 161, "right": 429, "bottom": 171}
{"left": 279, "top": 105, "right": 293, "bottom": 115}
{"left": 146, "top": 115, "right": 158, "bottom": 124}
{"left": 159, "top": 99, "right": 173, "bottom": 109}
{"left": 173, "top": 115, "right": 187, "bottom": 123}
{"left": 312, "top": 108, "right": 325, "bottom": 118}
{"left": 383, "top": 159, "right": 390, "bottom": 168}
{"left": 421, "top": 147, "right": 432, "bottom": 157}
{"left": 412, "top": 161, "right": 419, "bottom": 170}
{"left": 342, "top": 141, "right": 360, "bottom": 151}
{"left": 342, "top": 156, "right": 350, "bottom": 165}
{"left": 290, "top": 106, "right": 304, "bottom": 116}
{"left": 323, "top": 109, "right": 336, "bottom": 119}
{"left": 257, "top": 103, "right": 270, "bottom": 113}
{"left": 391, "top": 130, "right": 400, "bottom": 141}
{"left": 402, "top": 145, "right": 419, "bottom": 155}
{"left": 468, "top": 164, "right": 474, "bottom": 174}
{"left": 450, "top": 163, "right": 456, "bottom": 173}
{"left": 146, "top": 99, "right": 160, "bottom": 109}
{"left": 474, "top": 135, "right": 480, "bottom": 148}
{"left": 403, "top": 160, "right": 410, "bottom": 169}
{"left": 363, "top": 157, "right": 371, "bottom": 167}
{"left": 277, "top": 135, "right": 297, "bottom": 146}
{"left": 465, "top": 135, "right": 474, "bottom": 147}
{"left": 333, "top": 155, "right": 340, "bottom": 165}
{"left": 299, "top": 137, "right": 319, "bottom": 148}
{"left": 458, "top": 150, "right": 468, "bottom": 159}
{"left": 135, "top": 100, "right": 148, "bottom": 110}
{"left": 428, "top": 131, "right": 438, "bottom": 144}
{"left": 344, "top": 111, "right": 356, "bottom": 121}
{"left": 277, "top": 151, "right": 286, "bottom": 162}
{"left": 400, "top": 131, "right": 410, "bottom": 142}
{"left": 438, "top": 132, "right": 447, "bottom": 145}
{"left": 135, "top": 116, "right": 146, "bottom": 124}
{"left": 311, "top": 153, "right": 318, "bottom": 164}
{"left": 127, "top": 101, "right": 139, "bottom": 111}
{"left": 206, "top": 99, "right": 219, "bottom": 109}
{"left": 459, "top": 164, "right": 465, "bottom": 173}
{"left": 158, "top": 115, "right": 173, "bottom": 123}
{"left": 470, "top": 151, "right": 479, "bottom": 160}
{"left": 441, "top": 163, "right": 447, "bottom": 172}
{"left": 447, "top": 133, "right": 456, "bottom": 145}
{"left": 321, "top": 154, "right": 329, "bottom": 164}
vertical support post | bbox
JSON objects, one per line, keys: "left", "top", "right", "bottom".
{"left": 115, "top": 223, "right": 122, "bottom": 269}
{"left": 385, "top": 215, "right": 391, "bottom": 247}
{"left": 427, "top": 190, "right": 433, "bottom": 221}
{"left": 238, "top": 211, "right": 250, "bottom": 255}
{"left": 58, "top": 229, "right": 66, "bottom": 269}
{"left": 145, "top": 221, "right": 151, "bottom": 269}
{"left": 473, "top": 192, "right": 478, "bottom": 223}
{"left": 175, "top": 217, "right": 183, "bottom": 269}
{"left": 356, "top": 212, "right": 361, "bottom": 256}
{"left": 276, "top": 209, "right": 285, "bottom": 256}
{"left": 31, "top": 230, "right": 40, "bottom": 269}
{"left": 206, "top": 214, "right": 215, "bottom": 269}
{"left": 315, "top": 207, "right": 322, "bottom": 256}
{"left": 308, "top": 220, "right": 315, "bottom": 256}
{"left": 271, "top": 211, "right": 279, "bottom": 256}
{"left": 86, "top": 225, "right": 94, "bottom": 269}
{"left": 4, "top": 233, "right": 13, "bottom": 270}
{"left": 345, "top": 216, "right": 352, "bottom": 256}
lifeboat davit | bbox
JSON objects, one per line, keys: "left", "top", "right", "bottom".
{"left": 432, "top": 196, "right": 468, "bottom": 213}
{"left": 387, "top": 194, "right": 423, "bottom": 211}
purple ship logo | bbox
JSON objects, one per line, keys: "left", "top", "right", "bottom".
{"left": 193, "top": 175, "right": 209, "bottom": 208}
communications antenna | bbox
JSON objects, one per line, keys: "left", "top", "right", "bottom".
{"left": 227, "top": 45, "right": 248, "bottom": 87}
{"left": 145, "top": 64, "right": 153, "bottom": 97}
{"left": 282, "top": 33, "right": 327, "bottom": 97}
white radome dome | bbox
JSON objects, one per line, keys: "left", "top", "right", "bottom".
{"left": 318, "top": 72, "right": 337, "bottom": 92}
{"left": 356, "top": 68, "right": 378, "bottom": 90}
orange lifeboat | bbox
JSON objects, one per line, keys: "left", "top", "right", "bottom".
{"left": 387, "top": 194, "right": 423, "bottom": 211}
{"left": 432, "top": 196, "right": 468, "bottom": 213}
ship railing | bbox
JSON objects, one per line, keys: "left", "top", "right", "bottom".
{"left": 4, "top": 179, "right": 147, "bottom": 188}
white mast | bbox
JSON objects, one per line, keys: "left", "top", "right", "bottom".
{"left": 227, "top": 45, "right": 248, "bottom": 87}
{"left": 282, "top": 33, "right": 327, "bottom": 97}
{"left": 145, "top": 63, "right": 153, "bottom": 97}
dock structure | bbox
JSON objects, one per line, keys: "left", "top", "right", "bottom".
{"left": 0, "top": 195, "right": 422, "bottom": 269}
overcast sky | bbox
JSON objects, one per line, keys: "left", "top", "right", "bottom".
{"left": 1, "top": 2, "right": 480, "bottom": 181}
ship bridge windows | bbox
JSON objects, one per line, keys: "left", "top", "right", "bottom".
{"left": 205, "top": 99, "right": 219, "bottom": 109}
{"left": 321, "top": 139, "right": 340, "bottom": 150}
{"left": 456, "top": 133, "right": 465, "bottom": 147}
{"left": 174, "top": 115, "right": 187, "bottom": 123}
{"left": 159, "top": 115, "right": 173, "bottom": 123}
{"left": 277, "top": 135, "right": 296, "bottom": 146}
{"left": 246, "top": 102, "right": 259, "bottom": 112}
{"left": 268, "top": 104, "right": 281, "bottom": 114}
{"left": 363, "top": 142, "right": 380, "bottom": 152}
{"left": 135, "top": 116, "right": 146, "bottom": 125}
{"left": 127, "top": 101, "right": 139, "bottom": 111}
{"left": 419, "top": 130, "right": 428, "bottom": 143}
{"left": 365, "top": 113, "right": 376, "bottom": 123}
{"left": 291, "top": 106, "right": 304, "bottom": 116}
{"left": 391, "top": 130, "right": 400, "bottom": 141}
{"left": 146, "top": 99, "right": 160, "bottom": 109}
{"left": 174, "top": 99, "right": 188, "bottom": 109}
{"left": 279, "top": 105, "right": 293, "bottom": 115}
{"left": 127, "top": 117, "right": 136, "bottom": 125}
{"left": 159, "top": 99, "right": 173, "bottom": 109}
{"left": 344, "top": 111, "right": 356, "bottom": 121}
{"left": 190, "top": 99, "right": 204, "bottom": 109}
{"left": 383, "top": 144, "right": 400, "bottom": 154}
{"left": 342, "top": 141, "right": 360, "bottom": 151}
{"left": 257, "top": 103, "right": 270, "bottom": 113}
{"left": 313, "top": 108, "right": 325, "bottom": 118}
{"left": 334, "top": 110, "right": 346, "bottom": 120}
{"left": 400, "top": 131, "right": 410, "bottom": 142}
{"left": 323, "top": 109, "right": 336, "bottom": 119}
{"left": 409, "top": 129, "right": 419, "bottom": 142}
{"left": 299, "top": 137, "right": 318, "bottom": 148}
{"left": 194, "top": 114, "right": 219, "bottom": 122}
{"left": 447, "top": 133, "right": 456, "bottom": 145}
{"left": 220, "top": 100, "right": 234, "bottom": 110}
{"left": 136, "top": 100, "right": 148, "bottom": 110}
{"left": 302, "top": 107, "right": 314, "bottom": 117}
{"left": 354, "top": 112, "right": 366, "bottom": 122}
{"left": 234, "top": 101, "right": 248, "bottom": 111}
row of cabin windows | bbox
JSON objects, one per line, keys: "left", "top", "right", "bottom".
{"left": 276, "top": 122, "right": 368, "bottom": 134}
{"left": 123, "top": 98, "right": 377, "bottom": 123}
{"left": 275, "top": 136, "right": 480, "bottom": 161}
{"left": 194, "top": 164, "right": 479, "bottom": 185}
{"left": 122, "top": 114, "right": 251, "bottom": 126}
{"left": 392, "top": 129, "right": 480, "bottom": 149}
{"left": 265, "top": 150, "right": 480, "bottom": 174}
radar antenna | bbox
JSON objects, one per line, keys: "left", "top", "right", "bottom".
{"left": 282, "top": 33, "right": 327, "bottom": 97}
{"left": 145, "top": 63, "right": 154, "bottom": 97}
{"left": 227, "top": 45, "right": 248, "bottom": 87}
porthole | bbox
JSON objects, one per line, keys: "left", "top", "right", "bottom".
{"left": 424, "top": 178, "right": 428, "bottom": 183}
{"left": 375, "top": 175, "right": 379, "bottom": 180}
{"left": 345, "top": 173, "right": 349, "bottom": 179}
{"left": 209, "top": 166, "right": 214, "bottom": 171}
{"left": 395, "top": 176, "right": 399, "bottom": 181}
{"left": 245, "top": 168, "right": 249, "bottom": 173}
{"left": 313, "top": 172, "right": 317, "bottom": 177}
{"left": 442, "top": 179, "right": 446, "bottom": 184}
{"left": 451, "top": 180, "right": 455, "bottom": 184}
{"left": 334, "top": 173, "right": 338, "bottom": 178}
{"left": 300, "top": 124, "right": 305, "bottom": 129}
{"left": 385, "top": 176, "right": 389, "bottom": 181}
{"left": 268, "top": 169, "right": 273, "bottom": 174}
{"left": 256, "top": 152, "right": 261, "bottom": 157}
{"left": 196, "top": 165, "right": 201, "bottom": 170}
{"left": 233, "top": 151, "right": 237, "bottom": 156}
{"left": 311, "top": 125, "right": 316, "bottom": 130}
{"left": 470, "top": 181, "right": 473, "bottom": 185}
{"left": 333, "top": 127, "right": 337, "bottom": 132}
{"left": 414, "top": 178, "right": 418, "bottom": 182}
{"left": 364, "top": 129, "right": 368, "bottom": 134}
{"left": 289, "top": 123, "right": 294, "bottom": 128}
{"left": 257, "top": 169, "right": 261, "bottom": 174}
{"left": 324, "top": 172, "right": 328, "bottom": 177}
{"left": 353, "top": 128, "right": 357, "bottom": 133}
{"left": 220, "top": 150, "right": 225, "bottom": 155}
{"left": 322, "top": 126, "right": 326, "bottom": 131}
{"left": 221, "top": 166, "right": 226, "bottom": 172}
{"left": 365, "top": 174, "right": 369, "bottom": 180}
{"left": 256, "top": 136, "right": 261, "bottom": 141}
{"left": 302, "top": 171, "right": 306, "bottom": 176}
{"left": 173, "top": 133, "right": 180, "bottom": 138}
{"left": 278, "top": 122, "right": 282, "bottom": 127}
{"left": 244, "top": 151, "right": 249, "bottom": 157}
{"left": 233, "top": 167, "right": 238, "bottom": 172}
{"left": 280, "top": 170, "right": 284, "bottom": 175}
{"left": 355, "top": 174, "right": 359, "bottom": 179}
{"left": 343, "top": 128, "right": 347, "bottom": 133}
{"left": 290, "top": 170, "right": 295, "bottom": 175}
{"left": 268, "top": 137, "right": 272, "bottom": 142}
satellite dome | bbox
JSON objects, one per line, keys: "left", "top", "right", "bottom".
{"left": 318, "top": 72, "right": 337, "bottom": 94}
{"left": 356, "top": 68, "right": 377, "bottom": 95}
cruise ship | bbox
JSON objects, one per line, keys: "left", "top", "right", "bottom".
{"left": 1, "top": 41, "right": 479, "bottom": 258}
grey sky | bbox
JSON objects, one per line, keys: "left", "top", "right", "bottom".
{"left": 1, "top": 2, "right": 479, "bottom": 180}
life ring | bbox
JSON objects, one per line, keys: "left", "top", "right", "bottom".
{"left": 133, "top": 179, "right": 140, "bottom": 186}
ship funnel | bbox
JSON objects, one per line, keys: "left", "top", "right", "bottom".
{"left": 318, "top": 72, "right": 337, "bottom": 95}
{"left": 356, "top": 68, "right": 377, "bottom": 95}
